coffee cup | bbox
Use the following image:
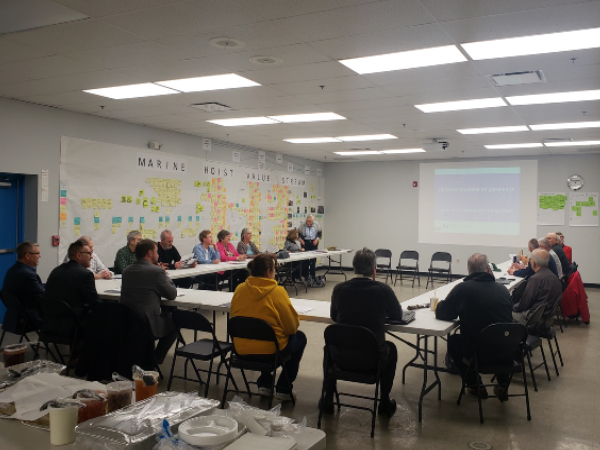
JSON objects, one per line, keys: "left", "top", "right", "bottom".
{"left": 430, "top": 297, "right": 439, "bottom": 311}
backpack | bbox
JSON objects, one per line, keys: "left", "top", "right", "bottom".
{"left": 307, "top": 275, "right": 326, "bottom": 288}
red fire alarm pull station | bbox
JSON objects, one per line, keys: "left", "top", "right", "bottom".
{"left": 52, "top": 235, "right": 60, "bottom": 246}
{"left": 413, "top": 181, "right": 418, "bottom": 187}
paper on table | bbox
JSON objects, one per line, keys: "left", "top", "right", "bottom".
{"left": 105, "top": 288, "right": 121, "bottom": 293}
{"left": 219, "top": 301, "right": 231, "bottom": 308}
{"left": 294, "top": 307, "right": 315, "bottom": 315}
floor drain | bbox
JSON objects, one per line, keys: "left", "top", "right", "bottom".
{"left": 469, "top": 443, "right": 492, "bottom": 450}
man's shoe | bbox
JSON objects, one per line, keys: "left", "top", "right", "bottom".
{"left": 467, "top": 386, "right": 489, "bottom": 399}
{"left": 318, "top": 398, "right": 334, "bottom": 415}
{"left": 275, "top": 390, "right": 296, "bottom": 402}
{"left": 494, "top": 385, "right": 509, "bottom": 402}
{"left": 257, "top": 387, "right": 273, "bottom": 397}
{"left": 377, "top": 399, "right": 397, "bottom": 417}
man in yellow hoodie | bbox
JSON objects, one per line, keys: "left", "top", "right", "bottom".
{"left": 230, "top": 253, "right": 306, "bottom": 402}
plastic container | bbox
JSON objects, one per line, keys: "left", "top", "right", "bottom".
{"left": 49, "top": 405, "right": 79, "bottom": 445}
{"left": 178, "top": 416, "right": 238, "bottom": 447}
{"left": 3, "top": 344, "right": 27, "bottom": 367}
{"left": 133, "top": 371, "right": 158, "bottom": 402}
{"left": 106, "top": 381, "right": 132, "bottom": 413}
{"left": 77, "top": 396, "right": 106, "bottom": 424}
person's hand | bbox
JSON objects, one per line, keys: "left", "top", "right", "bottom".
{"left": 159, "top": 262, "right": 169, "bottom": 269}
{"left": 301, "top": 248, "right": 305, "bottom": 252}
{"left": 507, "top": 267, "right": 516, "bottom": 275}
{"left": 313, "top": 239, "right": 319, "bottom": 245}
{"left": 174, "top": 261, "right": 183, "bottom": 269}
{"left": 191, "top": 262, "right": 197, "bottom": 268}
{"left": 100, "top": 270, "right": 112, "bottom": 279}
{"left": 213, "top": 259, "right": 221, "bottom": 264}
{"left": 299, "top": 239, "right": 305, "bottom": 246}
{"left": 522, "top": 256, "right": 529, "bottom": 265}
{"left": 238, "top": 255, "right": 247, "bottom": 261}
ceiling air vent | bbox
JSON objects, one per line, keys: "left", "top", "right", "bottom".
{"left": 189, "top": 102, "right": 235, "bottom": 112}
{"left": 209, "top": 37, "right": 245, "bottom": 49}
{"left": 249, "top": 56, "right": 283, "bottom": 65}
{"left": 491, "top": 70, "right": 546, "bottom": 86}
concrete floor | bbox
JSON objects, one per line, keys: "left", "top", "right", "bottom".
{"left": 3, "top": 271, "right": 597, "bottom": 449}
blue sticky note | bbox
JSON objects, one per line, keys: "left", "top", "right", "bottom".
{"left": 259, "top": 216, "right": 262, "bottom": 220}
{"left": 177, "top": 216, "right": 182, "bottom": 222}
{"left": 140, "top": 217, "right": 145, "bottom": 224}
{"left": 94, "top": 217, "right": 99, "bottom": 224}
{"left": 60, "top": 190, "right": 67, "bottom": 197}
{"left": 188, "top": 216, "right": 192, "bottom": 222}
{"left": 112, "top": 217, "right": 117, "bottom": 224}
{"left": 159, "top": 217, "right": 163, "bottom": 223}
{"left": 196, "top": 216, "right": 199, "bottom": 221}
{"left": 274, "top": 196, "right": 276, "bottom": 200}
{"left": 118, "top": 217, "right": 122, "bottom": 223}
{"left": 236, "top": 203, "right": 239, "bottom": 207}
{"left": 166, "top": 216, "right": 170, "bottom": 222}
{"left": 128, "top": 217, "right": 134, "bottom": 223}
{"left": 74, "top": 217, "right": 81, "bottom": 225}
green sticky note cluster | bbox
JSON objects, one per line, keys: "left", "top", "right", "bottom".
{"left": 539, "top": 194, "right": 567, "bottom": 210}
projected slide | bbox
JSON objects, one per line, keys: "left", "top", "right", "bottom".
{"left": 419, "top": 161, "right": 537, "bottom": 247}
{"left": 434, "top": 167, "right": 520, "bottom": 235}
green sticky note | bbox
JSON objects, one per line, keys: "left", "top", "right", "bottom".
{"left": 94, "top": 217, "right": 99, "bottom": 224}
{"left": 128, "top": 217, "right": 134, "bottom": 223}
{"left": 593, "top": 210, "right": 598, "bottom": 216}
{"left": 127, "top": 196, "right": 132, "bottom": 203}
{"left": 121, "top": 196, "right": 127, "bottom": 203}
{"left": 74, "top": 217, "right": 81, "bottom": 225}
{"left": 112, "top": 217, "right": 118, "bottom": 224}
{"left": 196, "top": 216, "right": 199, "bottom": 221}
{"left": 136, "top": 198, "right": 141, "bottom": 205}
{"left": 577, "top": 212, "right": 582, "bottom": 217}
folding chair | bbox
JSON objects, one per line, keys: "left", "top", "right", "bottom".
{"left": 426, "top": 252, "right": 452, "bottom": 289}
{"left": 532, "top": 295, "right": 564, "bottom": 377}
{"left": 0, "top": 291, "right": 42, "bottom": 357}
{"left": 393, "top": 251, "right": 420, "bottom": 287}
{"left": 524, "top": 304, "right": 551, "bottom": 391}
{"left": 374, "top": 249, "right": 392, "bottom": 284}
{"left": 318, "top": 324, "right": 381, "bottom": 437}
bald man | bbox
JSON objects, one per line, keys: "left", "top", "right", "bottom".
{"left": 546, "top": 233, "right": 571, "bottom": 277}
{"left": 63, "top": 236, "right": 111, "bottom": 279}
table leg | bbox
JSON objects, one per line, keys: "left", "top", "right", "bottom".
{"left": 402, "top": 335, "right": 421, "bottom": 384}
{"left": 418, "top": 335, "right": 428, "bottom": 423}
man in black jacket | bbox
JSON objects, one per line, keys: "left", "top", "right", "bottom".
{"left": 436, "top": 253, "right": 513, "bottom": 400}
{"left": 546, "top": 233, "right": 571, "bottom": 277}
{"left": 325, "top": 247, "right": 402, "bottom": 416}
{"left": 45, "top": 240, "right": 100, "bottom": 323}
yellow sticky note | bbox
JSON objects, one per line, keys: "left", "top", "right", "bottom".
{"left": 127, "top": 196, "right": 132, "bottom": 203}
{"left": 151, "top": 197, "right": 156, "bottom": 205}
{"left": 108, "top": 200, "right": 112, "bottom": 209}
{"left": 139, "top": 190, "right": 144, "bottom": 196}
{"left": 112, "top": 225, "right": 117, "bottom": 234}
{"left": 177, "top": 222, "right": 181, "bottom": 228}
{"left": 121, "top": 196, "right": 127, "bottom": 203}
{"left": 94, "top": 211, "right": 100, "bottom": 218}
{"left": 94, "top": 223, "right": 100, "bottom": 231}
{"left": 156, "top": 206, "right": 160, "bottom": 212}
{"left": 181, "top": 231, "right": 186, "bottom": 238}
{"left": 74, "top": 225, "right": 80, "bottom": 236}
{"left": 136, "top": 198, "right": 141, "bottom": 205}
{"left": 143, "top": 199, "right": 148, "bottom": 208}
{"left": 60, "top": 205, "right": 66, "bottom": 213}
{"left": 159, "top": 222, "right": 163, "bottom": 228}
{"left": 140, "top": 223, "right": 144, "bottom": 230}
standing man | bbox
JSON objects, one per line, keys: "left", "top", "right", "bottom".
{"left": 45, "top": 240, "right": 100, "bottom": 322}
{"left": 326, "top": 247, "right": 402, "bottom": 417}
{"left": 513, "top": 249, "right": 562, "bottom": 325}
{"left": 63, "top": 236, "right": 111, "bottom": 279}
{"left": 157, "top": 229, "right": 196, "bottom": 288}
{"left": 546, "top": 233, "right": 571, "bottom": 277}
{"left": 114, "top": 231, "right": 142, "bottom": 274}
{"left": 2, "top": 241, "right": 44, "bottom": 325}
{"left": 436, "top": 253, "right": 513, "bottom": 400}
{"left": 120, "top": 239, "right": 178, "bottom": 364}
{"left": 298, "top": 215, "right": 322, "bottom": 282}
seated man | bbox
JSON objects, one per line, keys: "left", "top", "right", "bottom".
{"left": 508, "top": 238, "right": 558, "bottom": 278}
{"left": 120, "top": 239, "right": 178, "bottom": 364}
{"left": 546, "top": 232, "right": 571, "bottom": 277}
{"left": 326, "top": 247, "right": 402, "bottom": 416}
{"left": 45, "top": 240, "right": 100, "bottom": 323}
{"left": 437, "top": 253, "right": 513, "bottom": 399}
{"left": 114, "top": 231, "right": 142, "bottom": 274}
{"left": 539, "top": 237, "right": 563, "bottom": 278}
{"left": 513, "top": 249, "right": 562, "bottom": 325}
{"left": 157, "top": 229, "right": 196, "bottom": 288}
{"left": 2, "top": 241, "right": 44, "bottom": 325}
{"left": 63, "top": 235, "right": 112, "bottom": 279}
{"left": 556, "top": 231, "right": 572, "bottom": 264}
{"left": 192, "top": 230, "right": 221, "bottom": 290}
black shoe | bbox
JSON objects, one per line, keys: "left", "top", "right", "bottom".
{"left": 319, "top": 398, "right": 334, "bottom": 415}
{"left": 377, "top": 399, "right": 397, "bottom": 417}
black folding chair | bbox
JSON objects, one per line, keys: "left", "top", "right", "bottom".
{"left": 524, "top": 304, "right": 551, "bottom": 391}
{"left": 426, "top": 252, "right": 452, "bottom": 289}
{"left": 532, "top": 295, "right": 564, "bottom": 377}
{"left": 221, "top": 317, "right": 294, "bottom": 409}
{"left": 318, "top": 324, "right": 381, "bottom": 437}
{"left": 167, "top": 309, "right": 235, "bottom": 397}
{"left": 0, "top": 291, "right": 42, "bottom": 357}
{"left": 39, "top": 298, "right": 84, "bottom": 376}
{"left": 456, "top": 323, "right": 531, "bottom": 424}
{"left": 374, "top": 249, "right": 392, "bottom": 284}
{"left": 393, "top": 251, "right": 420, "bottom": 288}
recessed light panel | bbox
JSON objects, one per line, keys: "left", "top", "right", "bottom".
{"left": 462, "top": 27, "right": 600, "bottom": 60}
{"left": 284, "top": 138, "right": 341, "bottom": 144}
{"left": 415, "top": 98, "right": 506, "bottom": 113}
{"left": 84, "top": 83, "right": 179, "bottom": 99}
{"left": 156, "top": 74, "right": 260, "bottom": 92}
{"left": 506, "top": 89, "right": 600, "bottom": 106}
{"left": 544, "top": 140, "right": 600, "bottom": 147}
{"left": 380, "top": 149, "right": 426, "bottom": 153}
{"left": 457, "top": 125, "right": 529, "bottom": 135}
{"left": 334, "top": 151, "right": 382, "bottom": 155}
{"left": 268, "top": 112, "right": 345, "bottom": 123}
{"left": 339, "top": 45, "right": 467, "bottom": 74}
{"left": 530, "top": 121, "right": 600, "bottom": 131}
{"left": 207, "top": 117, "right": 279, "bottom": 126}
{"left": 336, "top": 134, "right": 397, "bottom": 142}
{"left": 485, "top": 143, "right": 543, "bottom": 149}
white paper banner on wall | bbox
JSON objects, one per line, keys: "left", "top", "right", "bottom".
{"left": 287, "top": 162, "right": 293, "bottom": 172}
{"left": 202, "top": 138, "right": 211, "bottom": 151}
{"left": 304, "top": 166, "right": 310, "bottom": 175}
{"left": 537, "top": 192, "right": 566, "bottom": 226}
{"left": 232, "top": 151, "right": 240, "bottom": 163}
{"left": 569, "top": 191, "right": 599, "bottom": 227}
{"left": 258, "top": 151, "right": 265, "bottom": 162}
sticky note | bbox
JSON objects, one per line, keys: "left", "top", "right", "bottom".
{"left": 60, "top": 190, "right": 67, "bottom": 197}
{"left": 74, "top": 225, "right": 80, "bottom": 236}
{"left": 166, "top": 216, "right": 170, "bottom": 222}
{"left": 151, "top": 197, "right": 156, "bottom": 205}
{"left": 94, "top": 217, "right": 99, "bottom": 224}
{"left": 143, "top": 199, "right": 148, "bottom": 208}
{"left": 177, "top": 216, "right": 182, "bottom": 222}
{"left": 112, "top": 225, "right": 117, "bottom": 234}
{"left": 139, "top": 190, "right": 144, "bottom": 196}
{"left": 74, "top": 217, "right": 80, "bottom": 225}
{"left": 94, "top": 223, "right": 100, "bottom": 231}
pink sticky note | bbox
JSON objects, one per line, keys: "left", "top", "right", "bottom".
{"left": 208, "top": 193, "right": 212, "bottom": 198}
{"left": 60, "top": 197, "right": 67, "bottom": 205}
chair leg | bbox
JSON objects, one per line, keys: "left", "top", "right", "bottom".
{"left": 547, "top": 338, "right": 560, "bottom": 376}
{"left": 522, "top": 358, "right": 532, "bottom": 420}
{"left": 167, "top": 353, "right": 177, "bottom": 391}
{"left": 371, "top": 378, "right": 379, "bottom": 438}
{"left": 205, "top": 359, "right": 215, "bottom": 398}
{"left": 0, "top": 329, "right": 5, "bottom": 348}
{"left": 457, "top": 376, "right": 465, "bottom": 405}
{"left": 221, "top": 362, "right": 232, "bottom": 409}
{"left": 476, "top": 373, "right": 484, "bottom": 424}
{"left": 525, "top": 351, "right": 538, "bottom": 392}
{"left": 317, "top": 375, "right": 327, "bottom": 429}
{"left": 539, "top": 343, "right": 551, "bottom": 381}
{"left": 240, "top": 369, "right": 252, "bottom": 397}
{"left": 554, "top": 337, "right": 564, "bottom": 367}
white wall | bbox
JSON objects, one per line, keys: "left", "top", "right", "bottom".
{"left": 0, "top": 97, "right": 324, "bottom": 280}
{"left": 325, "top": 155, "right": 600, "bottom": 284}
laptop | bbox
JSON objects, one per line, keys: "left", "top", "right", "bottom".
{"left": 386, "top": 310, "right": 416, "bottom": 325}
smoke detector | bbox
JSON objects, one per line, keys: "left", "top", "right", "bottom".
{"left": 249, "top": 56, "right": 283, "bottom": 65}
{"left": 209, "top": 37, "right": 245, "bottom": 49}
{"left": 189, "top": 102, "right": 235, "bottom": 112}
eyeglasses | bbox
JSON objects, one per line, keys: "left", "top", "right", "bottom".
{"left": 79, "top": 251, "right": 93, "bottom": 255}
{"left": 27, "top": 252, "right": 40, "bottom": 255}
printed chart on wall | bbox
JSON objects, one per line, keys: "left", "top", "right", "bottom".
{"left": 58, "top": 137, "right": 325, "bottom": 265}
{"left": 537, "top": 192, "right": 567, "bottom": 226}
{"left": 569, "top": 192, "right": 598, "bottom": 227}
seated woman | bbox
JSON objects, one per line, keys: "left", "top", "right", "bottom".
{"left": 230, "top": 253, "right": 307, "bottom": 401}
{"left": 216, "top": 229, "right": 248, "bottom": 290}
{"left": 237, "top": 228, "right": 261, "bottom": 259}
{"left": 284, "top": 229, "right": 305, "bottom": 281}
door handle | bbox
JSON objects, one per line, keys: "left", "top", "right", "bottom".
{"left": 0, "top": 249, "right": 15, "bottom": 254}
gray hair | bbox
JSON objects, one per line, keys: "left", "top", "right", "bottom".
{"left": 160, "top": 229, "right": 172, "bottom": 241}
{"left": 467, "top": 253, "right": 489, "bottom": 274}
{"left": 79, "top": 235, "right": 93, "bottom": 245}
{"left": 306, "top": 215, "right": 314, "bottom": 221}
{"left": 538, "top": 238, "right": 551, "bottom": 250}
{"left": 240, "top": 228, "right": 251, "bottom": 241}
{"left": 528, "top": 238, "right": 539, "bottom": 251}
{"left": 352, "top": 247, "right": 376, "bottom": 276}
{"left": 530, "top": 249, "right": 549, "bottom": 268}
{"left": 127, "top": 230, "right": 142, "bottom": 243}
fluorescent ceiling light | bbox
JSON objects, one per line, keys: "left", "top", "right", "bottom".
{"left": 485, "top": 143, "right": 543, "bottom": 149}
{"left": 461, "top": 27, "right": 600, "bottom": 60}
{"left": 268, "top": 112, "right": 345, "bottom": 123}
{"left": 337, "top": 134, "right": 397, "bottom": 142}
{"left": 415, "top": 97, "right": 506, "bottom": 113}
{"left": 84, "top": 83, "right": 179, "bottom": 99}
{"left": 380, "top": 149, "right": 426, "bottom": 154}
{"left": 457, "top": 125, "right": 529, "bottom": 135}
{"left": 284, "top": 137, "right": 341, "bottom": 144}
{"left": 506, "top": 89, "right": 600, "bottom": 106}
{"left": 156, "top": 73, "right": 260, "bottom": 92}
{"left": 339, "top": 45, "right": 467, "bottom": 74}
{"left": 334, "top": 151, "right": 382, "bottom": 155}
{"left": 530, "top": 121, "right": 600, "bottom": 131}
{"left": 544, "top": 140, "right": 600, "bottom": 147}
{"left": 207, "top": 117, "right": 279, "bottom": 127}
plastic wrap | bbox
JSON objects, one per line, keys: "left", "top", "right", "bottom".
{"left": 0, "top": 360, "right": 65, "bottom": 390}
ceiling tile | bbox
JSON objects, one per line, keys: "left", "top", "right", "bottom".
{"left": 380, "top": 76, "right": 492, "bottom": 98}
{"left": 240, "top": 61, "right": 356, "bottom": 85}
{"left": 51, "top": 0, "right": 183, "bottom": 17}
{"left": 0, "top": 79, "right": 70, "bottom": 97}
{"left": 270, "top": 75, "right": 376, "bottom": 96}
{"left": 293, "top": 86, "right": 392, "bottom": 105}
{"left": 20, "top": 90, "right": 109, "bottom": 106}
{"left": 271, "top": 0, "right": 434, "bottom": 42}
{"left": 112, "top": 59, "right": 227, "bottom": 83}
{"left": 42, "top": 70, "right": 142, "bottom": 91}
{"left": 231, "top": 0, "right": 378, "bottom": 20}
{"left": 0, "top": 37, "right": 54, "bottom": 64}
{"left": 102, "top": 0, "right": 263, "bottom": 40}
{"left": 0, "top": 55, "right": 103, "bottom": 79}
{"left": 0, "top": 71, "right": 29, "bottom": 84}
